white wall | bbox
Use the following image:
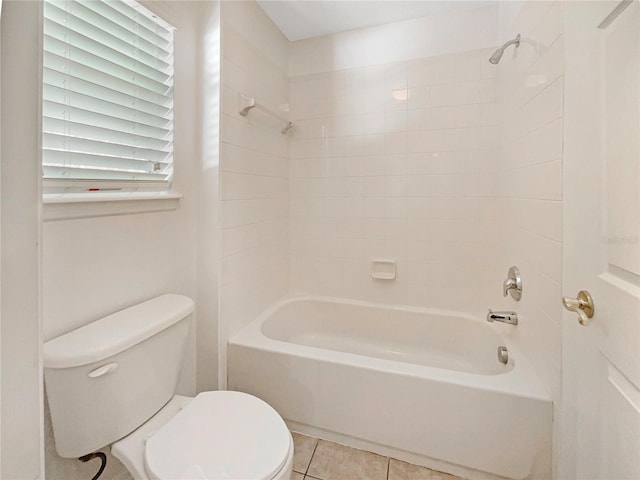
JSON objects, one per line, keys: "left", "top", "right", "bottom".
{"left": 0, "top": 5, "right": 2, "bottom": 475}
{"left": 218, "top": 0, "right": 290, "bottom": 388}
{"left": 287, "top": 6, "right": 503, "bottom": 313}
{"left": 497, "top": 1, "right": 563, "bottom": 477}
{"left": 0, "top": 1, "right": 567, "bottom": 477}
{"left": 289, "top": 5, "right": 499, "bottom": 76}
{"left": 42, "top": 2, "right": 219, "bottom": 478}
{"left": 196, "top": 0, "right": 222, "bottom": 395}
{"left": 1, "top": 1, "right": 43, "bottom": 478}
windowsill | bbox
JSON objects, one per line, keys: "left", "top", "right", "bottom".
{"left": 42, "top": 192, "right": 183, "bottom": 221}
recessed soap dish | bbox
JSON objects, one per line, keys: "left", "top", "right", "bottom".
{"left": 371, "top": 259, "right": 396, "bottom": 280}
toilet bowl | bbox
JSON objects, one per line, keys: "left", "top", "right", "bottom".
{"left": 112, "top": 392, "right": 293, "bottom": 480}
{"left": 43, "top": 294, "right": 293, "bottom": 480}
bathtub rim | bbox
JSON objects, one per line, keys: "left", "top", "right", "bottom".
{"left": 229, "top": 294, "right": 551, "bottom": 403}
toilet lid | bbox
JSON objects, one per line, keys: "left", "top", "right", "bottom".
{"left": 144, "top": 391, "right": 291, "bottom": 480}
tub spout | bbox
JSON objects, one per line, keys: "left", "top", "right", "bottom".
{"left": 487, "top": 310, "right": 518, "bottom": 325}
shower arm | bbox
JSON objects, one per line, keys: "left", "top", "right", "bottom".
{"left": 500, "top": 34, "right": 521, "bottom": 51}
{"left": 489, "top": 33, "right": 521, "bottom": 64}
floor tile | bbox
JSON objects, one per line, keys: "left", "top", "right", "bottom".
{"left": 388, "top": 458, "right": 465, "bottom": 480}
{"left": 292, "top": 432, "right": 319, "bottom": 474}
{"left": 291, "top": 472, "right": 305, "bottom": 480}
{"left": 306, "top": 439, "right": 389, "bottom": 480}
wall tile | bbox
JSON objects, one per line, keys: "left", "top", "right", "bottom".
{"left": 288, "top": 43, "right": 500, "bottom": 313}
{"left": 497, "top": 6, "right": 563, "bottom": 476}
{"left": 220, "top": 1, "right": 290, "bottom": 354}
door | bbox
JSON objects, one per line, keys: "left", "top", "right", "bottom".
{"left": 562, "top": 1, "right": 640, "bottom": 479}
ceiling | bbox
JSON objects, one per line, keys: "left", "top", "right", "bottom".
{"left": 256, "top": 1, "right": 493, "bottom": 41}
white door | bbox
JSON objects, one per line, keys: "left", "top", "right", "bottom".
{"left": 562, "top": 1, "right": 640, "bottom": 479}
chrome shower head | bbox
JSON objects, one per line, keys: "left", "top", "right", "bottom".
{"left": 489, "top": 49, "right": 504, "bottom": 65}
{"left": 489, "top": 34, "right": 521, "bottom": 64}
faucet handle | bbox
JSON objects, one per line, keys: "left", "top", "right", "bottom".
{"left": 503, "top": 266, "right": 522, "bottom": 301}
{"left": 503, "top": 278, "right": 516, "bottom": 296}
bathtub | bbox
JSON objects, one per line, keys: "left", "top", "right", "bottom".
{"left": 228, "top": 296, "right": 552, "bottom": 480}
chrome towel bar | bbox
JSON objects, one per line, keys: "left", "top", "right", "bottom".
{"left": 239, "top": 92, "right": 294, "bottom": 134}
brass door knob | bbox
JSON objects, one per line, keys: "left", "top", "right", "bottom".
{"left": 562, "top": 290, "right": 595, "bottom": 326}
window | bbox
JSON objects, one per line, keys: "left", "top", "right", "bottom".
{"left": 42, "top": 0, "right": 174, "bottom": 194}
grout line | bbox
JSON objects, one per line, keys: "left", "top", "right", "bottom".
{"left": 500, "top": 157, "right": 560, "bottom": 173}
{"left": 305, "top": 437, "right": 320, "bottom": 477}
{"left": 510, "top": 75, "right": 563, "bottom": 115}
{"left": 297, "top": 434, "right": 469, "bottom": 480}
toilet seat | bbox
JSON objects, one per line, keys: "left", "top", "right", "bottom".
{"left": 144, "top": 391, "right": 292, "bottom": 480}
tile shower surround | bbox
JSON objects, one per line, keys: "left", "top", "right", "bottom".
{"left": 219, "top": 0, "right": 290, "bottom": 387}
{"left": 284, "top": 4, "right": 562, "bottom": 471}
{"left": 498, "top": 1, "right": 564, "bottom": 476}
{"left": 288, "top": 48, "right": 504, "bottom": 313}
{"left": 218, "top": 2, "right": 561, "bottom": 478}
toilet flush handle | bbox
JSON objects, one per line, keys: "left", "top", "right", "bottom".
{"left": 88, "top": 363, "right": 118, "bottom": 378}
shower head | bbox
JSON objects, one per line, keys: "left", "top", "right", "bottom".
{"left": 488, "top": 49, "right": 504, "bottom": 65}
{"left": 489, "top": 34, "right": 521, "bottom": 64}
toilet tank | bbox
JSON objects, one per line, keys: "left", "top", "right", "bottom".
{"left": 43, "top": 294, "right": 194, "bottom": 458}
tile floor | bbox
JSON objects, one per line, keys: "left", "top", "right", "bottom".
{"left": 291, "top": 432, "right": 466, "bottom": 480}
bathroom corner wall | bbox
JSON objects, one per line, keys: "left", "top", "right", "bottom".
{"left": 1, "top": 1, "right": 43, "bottom": 478}
{"left": 42, "top": 2, "right": 214, "bottom": 478}
{"left": 218, "top": 1, "right": 289, "bottom": 388}
{"left": 497, "top": 1, "right": 563, "bottom": 477}
{"left": 196, "top": 0, "right": 221, "bottom": 396}
{"left": 288, "top": 6, "right": 504, "bottom": 313}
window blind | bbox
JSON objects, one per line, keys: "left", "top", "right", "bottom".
{"left": 42, "top": 0, "right": 174, "bottom": 192}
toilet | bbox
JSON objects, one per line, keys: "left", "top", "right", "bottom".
{"left": 43, "top": 294, "right": 293, "bottom": 480}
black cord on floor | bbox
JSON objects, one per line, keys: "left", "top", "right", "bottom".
{"left": 79, "top": 451, "right": 107, "bottom": 480}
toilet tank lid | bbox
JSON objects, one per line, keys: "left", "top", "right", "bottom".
{"left": 44, "top": 294, "right": 194, "bottom": 369}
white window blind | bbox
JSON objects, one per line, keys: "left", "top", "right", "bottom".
{"left": 42, "top": 0, "right": 174, "bottom": 193}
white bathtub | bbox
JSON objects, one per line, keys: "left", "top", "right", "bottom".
{"left": 228, "top": 296, "right": 552, "bottom": 480}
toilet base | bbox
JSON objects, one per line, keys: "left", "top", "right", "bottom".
{"left": 111, "top": 394, "right": 293, "bottom": 480}
{"left": 112, "top": 395, "right": 191, "bottom": 480}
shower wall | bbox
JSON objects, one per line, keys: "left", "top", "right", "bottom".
{"left": 218, "top": 1, "right": 289, "bottom": 386}
{"left": 220, "top": 8, "right": 563, "bottom": 474}
{"left": 288, "top": 5, "right": 504, "bottom": 313}
{"left": 286, "top": 6, "right": 564, "bottom": 473}
{"left": 499, "top": 0, "right": 563, "bottom": 406}
{"left": 497, "top": 1, "right": 563, "bottom": 475}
